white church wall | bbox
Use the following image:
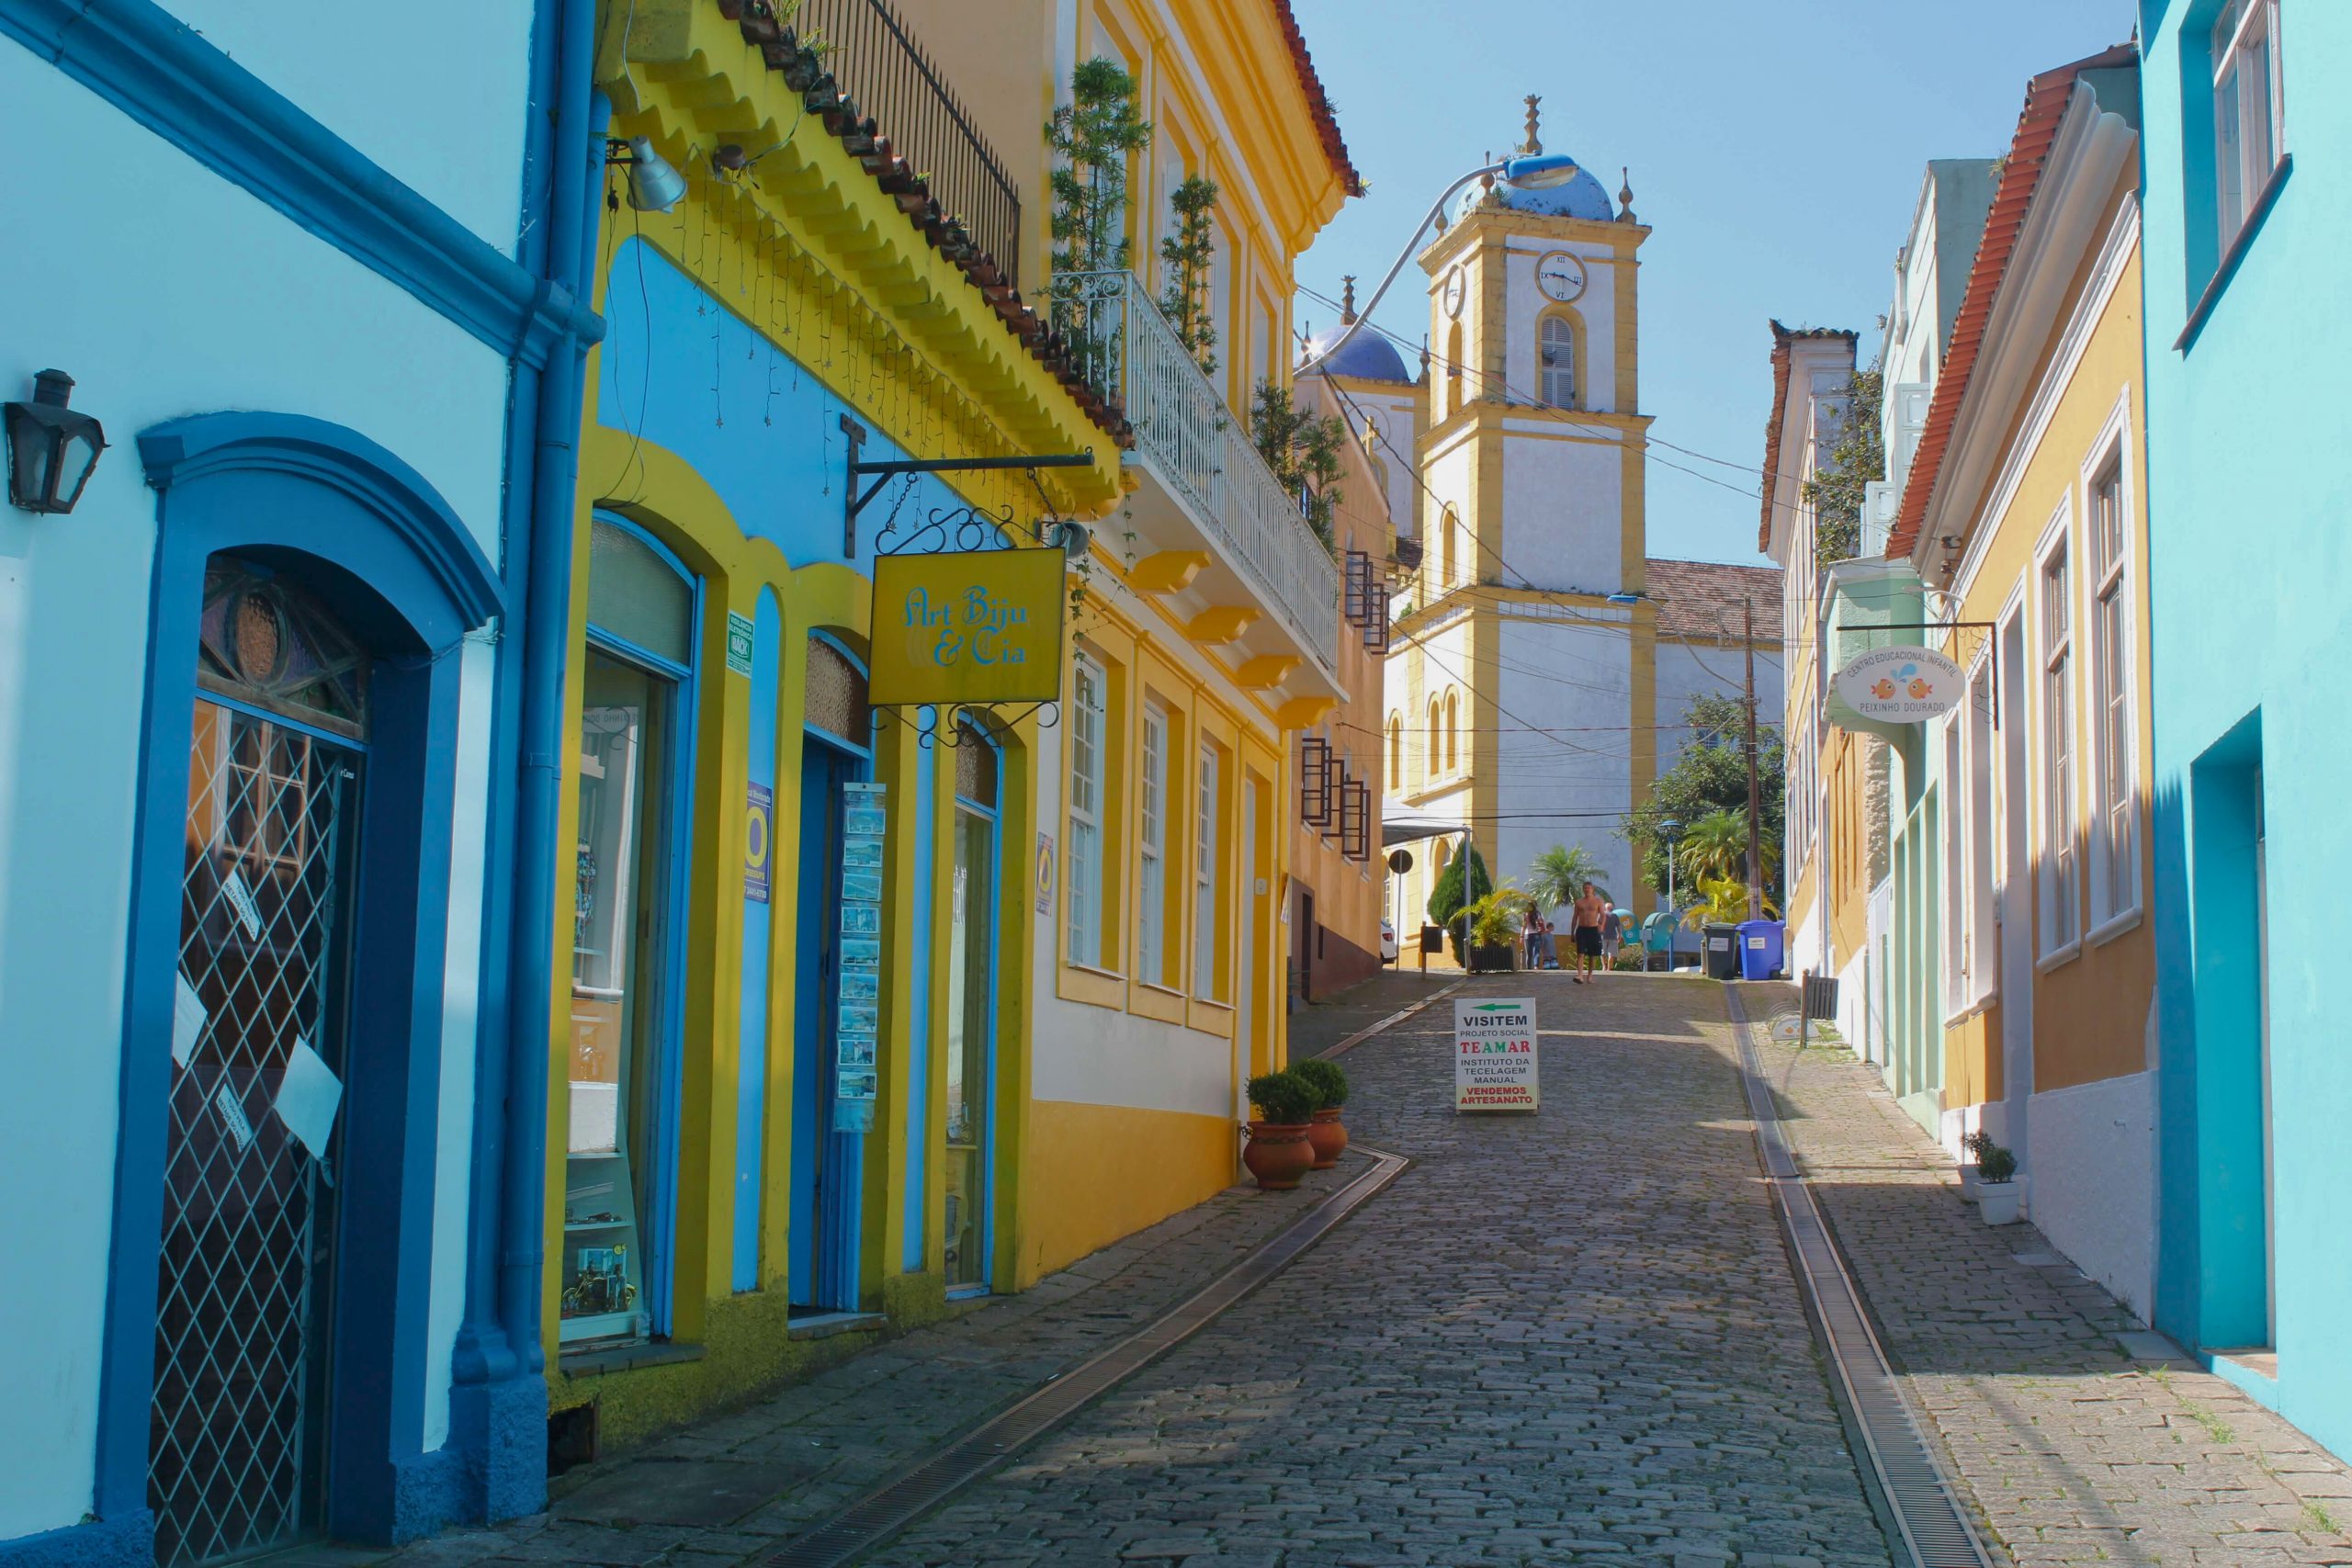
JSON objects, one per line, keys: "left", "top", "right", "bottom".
{"left": 1498, "top": 426, "right": 1627, "bottom": 592}
{"left": 1492, "top": 614, "right": 1637, "bottom": 919}
{"left": 1653, "top": 641, "right": 1788, "bottom": 769}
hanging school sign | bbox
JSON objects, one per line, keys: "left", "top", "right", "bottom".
{"left": 868, "top": 547, "right": 1067, "bottom": 707}
{"left": 1454, "top": 997, "right": 1539, "bottom": 1111}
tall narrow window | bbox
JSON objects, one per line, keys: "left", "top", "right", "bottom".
{"left": 1439, "top": 507, "right": 1459, "bottom": 591}
{"left": 2213, "top": 0, "right": 2285, "bottom": 247}
{"left": 1445, "top": 323, "right": 1464, "bottom": 417}
{"left": 1964, "top": 660, "right": 1996, "bottom": 1004}
{"left": 2041, "top": 540, "right": 2077, "bottom": 953}
{"left": 1443, "top": 690, "right": 1460, "bottom": 774}
{"left": 1425, "top": 699, "right": 1441, "bottom": 783}
{"left": 1386, "top": 713, "right": 1403, "bottom": 781}
{"left": 1539, "top": 314, "right": 1577, "bottom": 408}
{"left": 2088, "top": 459, "right": 2137, "bottom": 924}
{"left": 1068, "top": 652, "right": 1107, "bottom": 968}
{"left": 1138, "top": 703, "right": 1169, "bottom": 986}
{"left": 1942, "top": 716, "right": 1966, "bottom": 1016}
{"left": 1194, "top": 743, "right": 1221, "bottom": 998}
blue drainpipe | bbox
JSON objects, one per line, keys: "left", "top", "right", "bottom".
{"left": 447, "top": 0, "right": 603, "bottom": 1523}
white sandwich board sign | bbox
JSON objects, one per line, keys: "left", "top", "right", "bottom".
{"left": 1454, "top": 997, "right": 1538, "bottom": 1111}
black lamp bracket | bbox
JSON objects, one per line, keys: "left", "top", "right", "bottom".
{"left": 839, "top": 415, "right": 1092, "bottom": 557}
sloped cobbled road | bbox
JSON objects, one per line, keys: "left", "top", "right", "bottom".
{"left": 862, "top": 974, "right": 1890, "bottom": 1568}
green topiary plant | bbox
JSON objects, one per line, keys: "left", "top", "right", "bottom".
{"left": 1246, "top": 1070, "right": 1317, "bottom": 1126}
{"left": 1427, "top": 840, "right": 1491, "bottom": 933}
{"left": 1249, "top": 379, "right": 1346, "bottom": 550}
{"left": 1977, "top": 1143, "right": 2018, "bottom": 1183}
{"left": 1962, "top": 1129, "right": 1994, "bottom": 1160}
{"left": 1158, "top": 175, "right": 1220, "bottom": 374}
{"left": 1290, "top": 1056, "right": 1349, "bottom": 1110}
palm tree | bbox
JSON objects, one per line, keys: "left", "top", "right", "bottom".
{"left": 1525, "top": 844, "right": 1609, "bottom": 914}
{"left": 1679, "top": 810, "right": 1747, "bottom": 886}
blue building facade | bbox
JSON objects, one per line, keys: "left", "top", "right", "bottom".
{"left": 2140, "top": 0, "right": 2352, "bottom": 1456}
{"left": 0, "top": 0, "right": 603, "bottom": 1558}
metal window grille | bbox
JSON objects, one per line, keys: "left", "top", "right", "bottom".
{"left": 1340, "top": 778, "right": 1370, "bottom": 862}
{"left": 1362, "top": 586, "right": 1394, "bottom": 654}
{"left": 796, "top": 0, "right": 1024, "bottom": 288}
{"left": 153, "top": 703, "right": 356, "bottom": 1567}
{"left": 1342, "top": 549, "right": 1374, "bottom": 626}
{"left": 1298, "top": 735, "right": 1331, "bottom": 826}
{"left": 1320, "top": 757, "right": 1347, "bottom": 840}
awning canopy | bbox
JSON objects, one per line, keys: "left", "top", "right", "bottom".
{"left": 1381, "top": 818, "right": 1469, "bottom": 850}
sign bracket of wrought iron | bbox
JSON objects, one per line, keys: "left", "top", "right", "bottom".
{"left": 873, "top": 700, "right": 1060, "bottom": 750}
{"left": 840, "top": 413, "right": 1093, "bottom": 557}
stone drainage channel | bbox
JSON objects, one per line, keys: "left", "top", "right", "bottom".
{"left": 762, "top": 979, "right": 1990, "bottom": 1568}
{"left": 1723, "top": 983, "right": 1993, "bottom": 1568}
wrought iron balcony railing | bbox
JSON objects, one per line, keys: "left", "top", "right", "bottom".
{"left": 795, "top": 0, "right": 1023, "bottom": 288}
{"left": 1047, "top": 269, "right": 1340, "bottom": 673}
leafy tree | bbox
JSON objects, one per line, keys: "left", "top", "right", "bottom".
{"left": 1802, "top": 365, "right": 1885, "bottom": 567}
{"left": 1524, "top": 844, "right": 1609, "bottom": 912}
{"left": 1158, "top": 175, "right": 1219, "bottom": 374}
{"left": 1249, "top": 380, "right": 1345, "bottom": 550}
{"left": 1680, "top": 874, "right": 1779, "bottom": 930}
{"left": 1426, "top": 839, "right": 1492, "bottom": 934}
{"left": 1619, "top": 693, "right": 1784, "bottom": 906}
{"left": 1677, "top": 808, "right": 1777, "bottom": 890}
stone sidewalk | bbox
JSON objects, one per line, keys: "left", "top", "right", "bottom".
{"left": 1737, "top": 980, "right": 2352, "bottom": 1568}
{"left": 362, "top": 973, "right": 1455, "bottom": 1568}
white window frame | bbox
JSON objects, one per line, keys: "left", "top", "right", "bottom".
{"left": 1137, "top": 701, "right": 1169, "bottom": 987}
{"left": 1941, "top": 713, "right": 1968, "bottom": 1018}
{"left": 1067, "top": 649, "right": 1109, "bottom": 971}
{"left": 2212, "top": 0, "right": 2286, "bottom": 250}
{"left": 1539, "top": 313, "right": 1576, "bottom": 408}
{"left": 1960, "top": 652, "right": 1998, "bottom": 1010}
{"left": 1194, "top": 742, "right": 1220, "bottom": 998}
{"left": 2081, "top": 399, "right": 2141, "bottom": 938}
{"left": 2033, "top": 505, "right": 2082, "bottom": 966}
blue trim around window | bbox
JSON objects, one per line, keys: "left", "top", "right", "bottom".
{"left": 952, "top": 716, "right": 1005, "bottom": 1299}
{"left": 0, "top": 0, "right": 602, "bottom": 367}
{"left": 90, "top": 412, "right": 500, "bottom": 1552}
{"left": 582, "top": 512, "right": 702, "bottom": 1340}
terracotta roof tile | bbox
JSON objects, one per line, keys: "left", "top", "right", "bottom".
{"left": 1885, "top": 41, "right": 2135, "bottom": 560}
{"left": 1270, "top": 0, "right": 1363, "bottom": 197}
{"left": 1646, "top": 558, "right": 1784, "bottom": 640}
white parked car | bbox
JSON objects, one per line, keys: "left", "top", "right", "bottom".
{"left": 1379, "top": 917, "right": 1398, "bottom": 963}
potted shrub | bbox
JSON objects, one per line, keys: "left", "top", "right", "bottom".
{"left": 1464, "top": 886, "right": 1533, "bottom": 974}
{"left": 1976, "top": 1142, "right": 2022, "bottom": 1225}
{"left": 1291, "top": 1057, "right": 1350, "bottom": 1169}
{"left": 1959, "top": 1129, "right": 1991, "bottom": 1201}
{"left": 1427, "top": 840, "right": 1492, "bottom": 965}
{"left": 1242, "top": 1071, "right": 1317, "bottom": 1190}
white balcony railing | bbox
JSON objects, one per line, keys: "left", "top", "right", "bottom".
{"left": 1048, "top": 269, "right": 1340, "bottom": 674}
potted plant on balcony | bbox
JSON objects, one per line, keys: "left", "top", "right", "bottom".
{"left": 1046, "top": 58, "right": 1151, "bottom": 383}
{"left": 1248, "top": 380, "right": 1346, "bottom": 550}
{"left": 1290, "top": 1057, "right": 1350, "bottom": 1169}
{"left": 1242, "top": 1071, "right": 1317, "bottom": 1190}
{"left": 1975, "top": 1142, "right": 2022, "bottom": 1226}
{"left": 1159, "top": 175, "right": 1219, "bottom": 376}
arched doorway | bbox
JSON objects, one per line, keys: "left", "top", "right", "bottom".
{"left": 790, "top": 633, "right": 872, "bottom": 1314}
{"left": 150, "top": 560, "right": 368, "bottom": 1565}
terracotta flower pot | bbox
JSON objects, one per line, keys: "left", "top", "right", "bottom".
{"left": 1242, "top": 1122, "right": 1314, "bottom": 1190}
{"left": 1306, "top": 1107, "right": 1349, "bottom": 1169}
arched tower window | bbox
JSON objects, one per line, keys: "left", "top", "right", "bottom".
{"left": 1443, "top": 689, "right": 1460, "bottom": 773}
{"left": 1540, "top": 313, "right": 1577, "bottom": 408}
{"left": 1439, "top": 506, "right": 1459, "bottom": 591}
{"left": 1386, "top": 712, "right": 1403, "bottom": 780}
{"left": 1424, "top": 699, "right": 1441, "bottom": 782}
{"left": 1444, "top": 322, "right": 1465, "bottom": 417}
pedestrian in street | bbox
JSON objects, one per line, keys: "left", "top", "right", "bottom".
{"left": 1521, "top": 902, "right": 1544, "bottom": 971}
{"left": 1600, "top": 907, "right": 1623, "bottom": 970}
{"left": 1571, "top": 881, "right": 1608, "bottom": 983}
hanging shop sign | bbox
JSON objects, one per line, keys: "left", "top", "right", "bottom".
{"left": 1832, "top": 645, "right": 1964, "bottom": 723}
{"left": 1454, "top": 997, "right": 1539, "bottom": 1112}
{"left": 868, "top": 548, "right": 1066, "bottom": 708}
{"left": 835, "top": 782, "right": 888, "bottom": 1134}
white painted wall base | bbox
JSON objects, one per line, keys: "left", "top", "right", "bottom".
{"left": 2028, "top": 1070, "right": 2157, "bottom": 1323}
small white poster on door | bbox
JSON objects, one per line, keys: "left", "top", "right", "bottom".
{"left": 1454, "top": 997, "right": 1538, "bottom": 1112}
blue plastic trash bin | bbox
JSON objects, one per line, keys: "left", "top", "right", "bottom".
{"left": 1736, "top": 919, "right": 1785, "bottom": 981}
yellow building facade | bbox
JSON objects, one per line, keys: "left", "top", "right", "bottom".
{"left": 538, "top": 0, "right": 1359, "bottom": 1450}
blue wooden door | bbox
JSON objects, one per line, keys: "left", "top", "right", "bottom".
{"left": 789, "top": 739, "right": 862, "bottom": 1309}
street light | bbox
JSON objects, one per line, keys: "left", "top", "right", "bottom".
{"left": 5, "top": 369, "right": 106, "bottom": 514}
{"left": 1297, "top": 152, "right": 1583, "bottom": 379}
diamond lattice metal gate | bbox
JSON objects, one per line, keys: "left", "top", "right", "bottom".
{"left": 151, "top": 700, "right": 357, "bottom": 1567}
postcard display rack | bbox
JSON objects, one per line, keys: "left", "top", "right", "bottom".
{"left": 835, "top": 783, "right": 886, "bottom": 1132}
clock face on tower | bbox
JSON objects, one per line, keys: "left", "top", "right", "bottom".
{"left": 1441, "top": 267, "right": 1466, "bottom": 319}
{"left": 1535, "top": 251, "right": 1588, "bottom": 304}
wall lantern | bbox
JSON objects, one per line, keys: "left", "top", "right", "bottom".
{"left": 6, "top": 369, "right": 107, "bottom": 514}
{"left": 605, "top": 136, "right": 686, "bottom": 214}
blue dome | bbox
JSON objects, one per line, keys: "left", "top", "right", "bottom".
{"left": 1298, "top": 321, "right": 1412, "bottom": 383}
{"left": 1453, "top": 160, "right": 1617, "bottom": 224}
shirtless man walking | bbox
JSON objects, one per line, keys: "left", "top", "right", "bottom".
{"left": 1570, "top": 881, "right": 1609, "bottom": 984}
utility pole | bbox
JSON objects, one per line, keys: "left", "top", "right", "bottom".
{"left": 1744, "top": 597, "right": 1765, "bottom": 922}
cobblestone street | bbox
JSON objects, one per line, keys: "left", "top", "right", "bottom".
{"left": 380, "top": 974, "right": 2352, "bottom": 1568}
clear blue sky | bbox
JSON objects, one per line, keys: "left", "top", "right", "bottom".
{"left": 1289, "top": 0, "right": 2133, "bottom": 566}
